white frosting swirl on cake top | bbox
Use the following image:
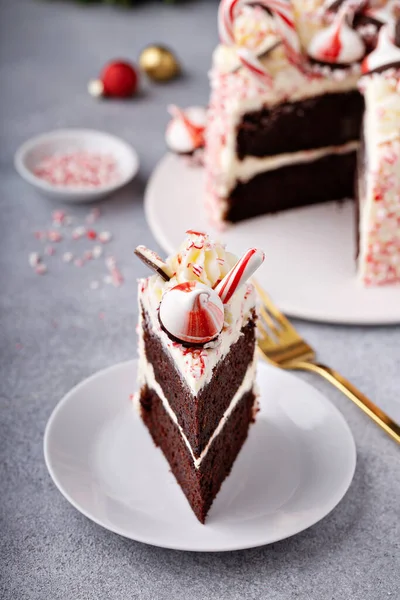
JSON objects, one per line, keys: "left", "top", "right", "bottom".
{"left": 138, "top": 232, "right": 257, "bottom": 393}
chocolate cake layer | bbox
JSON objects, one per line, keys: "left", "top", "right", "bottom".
{"left": 236, "top": 91, "right": 364, "bottom": 160}
{"left": 226, "top": 151, "right": 357, "bottom": 222}
{"left": 142, "top": 305, "right": 256, "bottom": 457}
{"left": 139, "top": 384, "right": 256, "bottom": 523}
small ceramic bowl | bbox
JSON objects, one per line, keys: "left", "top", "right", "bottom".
{"left": 14, "top": 129, "right": 139, "bottom": 203}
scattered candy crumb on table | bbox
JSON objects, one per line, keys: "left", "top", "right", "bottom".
{"left": 28, "top": 207, "right": 122, "bottom": 288}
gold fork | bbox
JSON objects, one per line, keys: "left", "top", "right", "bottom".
{"left": 253, "top": 280, "right": 400, "bottom": 444}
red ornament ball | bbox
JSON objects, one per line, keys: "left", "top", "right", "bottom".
{"left": 98, "top": 61, "right": 138, "bottom": 98}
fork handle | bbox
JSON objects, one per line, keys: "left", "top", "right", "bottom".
{"left": 291, "top": 361, "right": 400, "bottom": 444}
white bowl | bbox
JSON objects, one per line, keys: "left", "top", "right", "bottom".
{"left": 14, "top": 129, "right": 139, "bottom": 203}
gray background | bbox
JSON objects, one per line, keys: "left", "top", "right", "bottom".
{"left": 1, "top": 1, "right": 399, "bottom": 598}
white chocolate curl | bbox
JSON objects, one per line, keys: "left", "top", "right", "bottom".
{"left": 159, "top": 281, "right": 225, "bottom": 345}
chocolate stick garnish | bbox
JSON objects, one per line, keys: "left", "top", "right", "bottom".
{"left": 134, "top": 245, "right": 171, "bottom": 281}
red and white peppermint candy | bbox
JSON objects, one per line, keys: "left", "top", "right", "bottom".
{"left": 308, "top": 9, "right": 365, "bottom": 64}
{"left": 159, "top": 281, "right": 225, "bottom": 345}
{"left": 237, "top": 48, "right": 274, "bottom": 87}
{"left": 165, "top": 105, "right": 206, "bottom": 154}
{"left": 216, "top": 248, "right": 265, "bottom": 304}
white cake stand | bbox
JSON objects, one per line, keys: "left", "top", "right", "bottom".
{"left": 145, "top": 153, "right": 400, "bottom": 325}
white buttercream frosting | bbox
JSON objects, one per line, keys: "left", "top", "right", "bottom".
{"left": 358, "top": 70, "right": 400, "bottom": 285}
{"left": 217, "top": 140, "right": 359, "bottom": 196}
{"left": 138, "top": 231, "right": 257, "bottom": 394}
{"left": 137, "top": 338, "right": 257, "bottom": 468}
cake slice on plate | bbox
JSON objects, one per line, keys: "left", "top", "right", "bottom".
{"left": 134, "top": 232, "right": 264, "bottom": 523}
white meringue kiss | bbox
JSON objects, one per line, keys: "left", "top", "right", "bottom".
{"left": 362, "top": 25, "right": 400, "bottom": 74}
{"left": 159, "top": 281, "right": 224, "bottom": 345}
{"left": 308, "top": 13, "right": 365, "bottom": 64}
{"left": 165, "top": 106, "right": 207, "bottom": 154}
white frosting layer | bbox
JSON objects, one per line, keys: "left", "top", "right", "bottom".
{"left": 217, "top": 140, "right": 360, "bottom": 196}
{"left": 358, "top": 70, "right": 400, "bottom": 286}
{"left": 205, "top": 42, "right": 360, "bottom": 223}
{"left": 137, "top": 340, "right": 257, "bottom": 469}
{"left": 138, "top": 232, "right": 257, "bottom": 394}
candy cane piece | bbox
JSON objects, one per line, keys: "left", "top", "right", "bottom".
{"left": 237, "top": 48, "right": 274, "bottom": 87}
{"left": 215, "top": 248, "right": 265, "bottom": 304}
{"left": 218, "top": 0, "right": 301, "bottom": 57}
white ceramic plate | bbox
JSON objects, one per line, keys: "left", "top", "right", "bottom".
{"left": 44, "top": 359, "right": 356, "bottom": 552}
{"left": 15, "top": 129, "right": 139, "bottom": 202}
{"left": 145, "top": 154, "right": 400, "bottom": 324}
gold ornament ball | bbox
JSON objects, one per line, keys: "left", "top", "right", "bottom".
{"left": 139, "top": 45, "right": 180, "bottom": 82}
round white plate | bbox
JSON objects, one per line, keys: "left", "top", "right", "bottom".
{"left": 44, "top": 359, "right": 356, "bottom": 552}
{"left": 145, "top": 154, "right": 400, "bottom": 324}
{"left": 15, "top": 129, "right": 139, "bottom": 203}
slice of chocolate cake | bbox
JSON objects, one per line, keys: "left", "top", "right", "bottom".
{"left": 134, "top": 232, "right": 264, "bottom": 523}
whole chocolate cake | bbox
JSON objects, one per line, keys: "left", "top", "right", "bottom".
{"left": 134, "top": 232, "right": 264, "bottom": 523}
{"left": 201, "top": 0, "right": 400, "bottom": 286}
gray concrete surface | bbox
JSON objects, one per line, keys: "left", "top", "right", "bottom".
{"left": 0, "top": 1, "right": 399, "bottom": 598}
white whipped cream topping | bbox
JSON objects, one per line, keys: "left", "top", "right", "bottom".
{"left": 138, "top": 232, "right": 257, "bottom": 394}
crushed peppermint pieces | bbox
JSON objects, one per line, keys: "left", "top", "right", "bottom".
{"left": 86, "top": 207, "right": 101, "bottom": 224}
{"left": 35, "top": 264, "right": 47, "bottom": 275}
{"left": 63, "top": 252, "right": 74, "bottom": 263}
{"left": 47, "top": 230, "right": 63, "bottom": 243}
{"left": 105, "top": 256, "right": 124, "bottom": 287}
{"left": 84, "top": 250, "right": 93, "bottom": 261}
{"left": 92, "top": 245, "right": 103, "bottom": 259}
{"left": 33, "top": 152, "right": 121, "bottom": 189}
{"left": 98, "top": 231, "right": 112, "bottom": 243}
{"left": 72, "top": 226, "right": 86, "bottom": 240}
{"left": 29, "top": 206, "right": 123, "bottom": 287}
{"left": 29, "top": 252, "right": 40, "bottom": 267}
{"left": 52, "top": 210, "right": 66, "bottom": 225}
